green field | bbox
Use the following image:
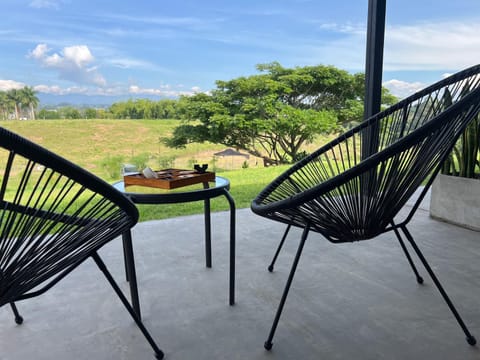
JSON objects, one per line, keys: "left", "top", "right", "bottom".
{"left": 0, "top": 119, "right": 292, "bottom": 221}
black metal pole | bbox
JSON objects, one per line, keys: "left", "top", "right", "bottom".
{"left": 364, "top": 0, "right": 386, "bottom": 119}
{"left": 363, "top": 0, "right": 386, "bottom": 157}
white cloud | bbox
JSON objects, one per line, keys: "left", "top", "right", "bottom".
{"left": 382, "top": 79, "right": 426, "bottom": 99}
{"left": 62, "top": 45, "right": 95, "bottom": 67}
{"left": 106, "top": 57, "right": 167, "bottom": 72}
{"left": 129, "top": 85, "right": 202, "bottom": 97}
{"left": 30, "top": 83, "right": 201, "bottom": 98}
{"left": 33, "top": 84, "right": 63, "bottom": 94}
{"left": 30, "top": 43, "right": 49, "bottom": 58}
{"left": 29, "top": 43, "right": 107, "bottom": 87}
{"left": 104, "top": 14, "right": 210, "bottom": 28}
{"left": 0, "top": 80, "right": 26, "bottom": 91}
{"left": 384, "top": 21, "right": 480, "bottom": 71}
{"left": 317, "top": 22, "right": 365, "bottom": 35}
{"left": 33, "top": 84, "right": 126, "bottom": 96}
{"left": 301, "top": 18, "right": 480, "bottom": 73}
{"left": 29, "top": 0, "right": 62, "bottom": 10}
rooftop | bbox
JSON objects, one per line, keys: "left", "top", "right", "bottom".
{"left": 1, "top": 192, "right": 479, "bottom": 360}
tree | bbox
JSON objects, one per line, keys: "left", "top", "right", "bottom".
{"left": 19, "top": 86, "right": 39, "bottom": 120}
{"left": 85, "top": 108, "right": 97, "bottom": 119}
{"left": 0, "top": 91, "right": 15, "bottom": 120}
{"left": 108, "top": 99, "right": 180, "bottom": 119}
{"left": 165, "top": 63, "right": 370, "bottom": 164}
{"left": 38, "top": 108, "right": 59, "bottom": 120}
{"left": 255, "top": 62, "right": 359, "bottom": 111}
{"left": 6, "top": 89, "right": 20, "bottom": 120}
{"left": 61, "top": 107, "right": 81, "bottom": 119}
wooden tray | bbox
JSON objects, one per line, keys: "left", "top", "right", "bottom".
{"left": 124, "top": 169, "right": 215, "bottom": 190}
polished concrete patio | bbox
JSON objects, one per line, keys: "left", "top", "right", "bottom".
{"left": 1, "top": 193, "right": 479, "bottom": 360}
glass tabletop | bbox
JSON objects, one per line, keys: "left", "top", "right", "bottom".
{"left": 112, "top": 176, "right": 230, "bottom": 204}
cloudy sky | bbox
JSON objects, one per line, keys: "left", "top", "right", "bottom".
{"left": 1, "top": 0, "right": 479, "bottom": 104}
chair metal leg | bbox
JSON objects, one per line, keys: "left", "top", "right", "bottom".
{"left": 122, "top": 231, "right": 131, "bottom": 282}
{"left": 222, "top": 188, "right": 236, "bottom": 306}
{"left": 10, "top": 302, "right": 23, "bottom": 324}
{"left": 265, "top": 223, "right": 310, "bottom": 351}
{"left": 92, "top": 253, "right": 165, "bottom": 359}
{"left": 122, "top": 229, "right": 141, "bottom": 319}
{"left": 268, "top": 224, "right": 292, "bottom": 272}
{"left": 401, "top": 226, "right": 477, "bottom": 346}
{"left": 392, "top": 226, "right": 424, "bottom": 284}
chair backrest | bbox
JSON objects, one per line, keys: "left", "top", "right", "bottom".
{"left": 0, "top": 127, "right": 138, "bottom": 306}
{"left": 252, "top": 64, "right": 480, "bottom": 242}
{"left": 356, "top": 64, "right": 480, "bottom": 227}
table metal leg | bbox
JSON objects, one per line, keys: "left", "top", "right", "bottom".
{"left": 203, "top": 182, "right": 212, "bottom": 268}
{"left": 122, "top": 230, "right": 141, "bottom": 319}
{"left": 222, "top": 189, "right": 236, "bottom": 306}
{"left": 204, "top": 200, "right": 212, "bottom": 267}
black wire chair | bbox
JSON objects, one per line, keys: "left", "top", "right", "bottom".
{"left": 0, "top": 127, "right": 164, "bottom": 359}
{"left": 252, "top": 64, "right": 480, "bottom": 350}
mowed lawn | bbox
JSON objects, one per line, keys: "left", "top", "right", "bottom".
{"left": 0, "top": 119, "right": 290, "bottom": 221}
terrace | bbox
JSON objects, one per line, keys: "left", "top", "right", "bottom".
{"left": 2, "top": 2, "right": 479, "bottom": 359}
{"left": 1, "top": 189, "right": 479, "bottom": 359}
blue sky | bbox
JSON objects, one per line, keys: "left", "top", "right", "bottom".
{"left": 1, "top": 0, "right": 479, "bottom": 105}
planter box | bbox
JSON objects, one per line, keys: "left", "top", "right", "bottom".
{"left": 430, "top": 174, "right": 480, "bottom": 231}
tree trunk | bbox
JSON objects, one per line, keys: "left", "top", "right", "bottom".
{"left": 262, "top": 156, "right": 278, "bottom": 167}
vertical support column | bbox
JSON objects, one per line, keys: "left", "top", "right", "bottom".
{"left": 363, "top": 0, "right": 386, "bottom": 157}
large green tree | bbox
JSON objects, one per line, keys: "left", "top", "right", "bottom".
{"left": 166, "top": 63, "right": 394, "bottom": 164}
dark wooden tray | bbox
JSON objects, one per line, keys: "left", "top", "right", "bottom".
{"left": 124, "top": 169, "right": 215, "bottom": 190}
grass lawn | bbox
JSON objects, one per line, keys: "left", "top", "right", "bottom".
{"left": 0, "top": 119, "right": 229, "bottom": 178}
{"left": 0, "top": 119, "right": 293, "bottom": 221}
{"left": 135, "top": 165, "right": 290, "bottom": 221}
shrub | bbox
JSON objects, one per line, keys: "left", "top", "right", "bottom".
{"left": 129, "top": 152, "right": 151, "bottom": 170}
{"left": 100, "top": 155, "right": 125, "bottom": 180}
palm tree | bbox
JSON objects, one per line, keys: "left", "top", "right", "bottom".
{"left": 19, "top": 86, "right": 39, "bottom": 120}
{"left": 6, "top": 89, "right": 20, "bottom": 120}
{"left": 0, "top": 91, "right": 12, "bottom": 120}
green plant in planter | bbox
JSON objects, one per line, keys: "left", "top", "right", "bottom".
{"left": 441, "top": 87, "right": 480, "bottom": 179}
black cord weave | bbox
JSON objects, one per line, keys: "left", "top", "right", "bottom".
{"left": 252, "top": 64, "right": 480, "bottom": 242}
{"left": 0, "top": 127, "right": 138, "bottom": 306}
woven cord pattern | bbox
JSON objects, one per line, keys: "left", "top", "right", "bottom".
{"left": 252, "top": 64, "right": 480, "bottom": 242}
{"left": 0, "top": 129, "right": 138, "bottom": 306}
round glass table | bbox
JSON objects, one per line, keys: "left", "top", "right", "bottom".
{"left": 113, "top": 176, "right": 236, "bottom": 318}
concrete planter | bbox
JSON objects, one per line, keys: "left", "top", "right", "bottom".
{"left": 430, "top": 174, "right": 480, "bottom": 231}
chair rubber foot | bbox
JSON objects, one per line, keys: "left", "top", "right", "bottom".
{"left": 467, "top": 336, "right": 476, "bottom": 346}
{"left": 417, "top": 276, "right": 424, "bottom": 284}
{"left": 155, "top": 350, "right": 165, "bottom": 359}
{"left": 268, "top": 265, "right": 274, "bottom": 272}
{"left": 264, "top": 341, "right": 273, "bottom": 350}
{"left": 14, "top": 316, "right": 23, "bottom": 325}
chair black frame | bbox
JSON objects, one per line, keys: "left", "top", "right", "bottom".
{"left": 0, "top": 127, "right": 164, "bottom": 358}
{"left": 252, "top": 64, "right": 480, "bottom": 350}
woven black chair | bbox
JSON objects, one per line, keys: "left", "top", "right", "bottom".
{"left": 251, "top": 64, "right": 480, "bottom": 350}
{"left": 0, "top": 127, "right": 164, "bottom": 359}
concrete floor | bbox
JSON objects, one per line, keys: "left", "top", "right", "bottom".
{"left": 1, "top": 194, "right": 480, "bottom": 360}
